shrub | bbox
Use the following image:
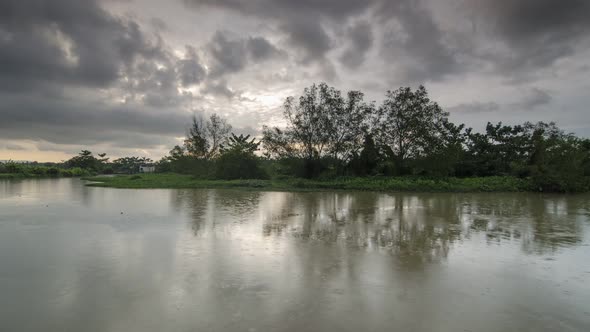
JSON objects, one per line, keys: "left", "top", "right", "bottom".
{"left": 214, "top": 150, "right": 268, "bottom": 180}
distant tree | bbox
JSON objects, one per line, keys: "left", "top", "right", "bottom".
{"left": 207, "top": 114, "right": 232, "bottom": 158}
{"left": 169, "top": 145, "right": 186, "bottom": 160}
{"left": 184, "top": 116, "right": 209, "bottom": 158}
{"left": 215, "top": 133, "right": 267, "bottom": 180}
{"left": 64, "top": 150, "right": 108, "bottom": 171}
{"left": 184, "top": 114, "right": 232, "bottom": 159}
{"left": 112, "top": 156, "right": 152, "bottom": 174}
{"left": 220, "top": 133, "right": 260, "bottom": 154}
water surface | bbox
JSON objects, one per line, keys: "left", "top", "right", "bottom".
{"left": 1, "top": 178, "right": 589, "bottom": 331}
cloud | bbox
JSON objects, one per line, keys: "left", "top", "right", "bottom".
{"left": 201, "top": 80, "right": 236, "bottom": 99}
{"left": 0, "top": 89, "right": 189, "bottom": 149}
{"left": 0, "top": 0, "right": 166, "bottom": 92}
{"left": 1, "top": 0, "right": 590, "bottom": 161}
{"left": 460, "top": 0, "right": 590, "bottom": 79}
{"left": 513, "top": 88, "right": 552, "bottom": 110}
{"left": 377, "top": 1, "right": 462, "bottom": 82}
{"left": 207, "top": 31, "right": 284, "bottom": 77}
{"left": 207, "top": 31, "right": 249, "bottom": 77}
{"left": 177, "top": 46, "right": 206, "bottom": 86}
{"left": 448, "top": 88, "right": 552, "bottom": 114}
{"left": 3, "top": 143, "right": 26, "bottom": 151}
{"left": 185, "top": 0, "right": 375, "bottom": 62}
{"left": 246, "top": 36, "right": 284, "bottom": 61}
{"left": 339, "top": 21, "right": 373, "bottom": 69}
{"left": 448, "top": 101, "right": 500, "bottom": 114}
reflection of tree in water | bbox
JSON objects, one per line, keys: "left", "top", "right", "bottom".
{"left": 261, "top": 193, "right": 464, "bottom": 265}
{"left": 457, "top": 194, "right": 585, "bottom": 254}
{"left": 172, "top": 189, "right": 262, "bottom": 235}
{"left": 262, "top": 192, "right": 587, "bottom": 261}
{"left": 522, "top": 195, "right": 585, "bottom": 254}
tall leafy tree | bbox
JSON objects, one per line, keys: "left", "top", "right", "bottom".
{"left": 376, "top": 86, "right": 449, "bottom": 174}
{"left": 262, "top": 83, "right": 374, "bottom": 177}
{"left": 327, "top": 90, "right": 375, "bottom": 165}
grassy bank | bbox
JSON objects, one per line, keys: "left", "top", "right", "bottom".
{"left": 0, "top": 164, "right": 91, "bottom": 180}
{"left": 83, "top": 173, "right": 533, "bottom": 192}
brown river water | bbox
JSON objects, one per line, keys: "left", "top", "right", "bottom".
{"left": 1, "top": 178, "right": 589, "bottom": 331}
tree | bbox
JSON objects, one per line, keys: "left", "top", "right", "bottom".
{"left": 112, "top": 157, "right": 153, "bottom": 174}
{"left": 184, "top": 114, "right": 232, "bottom": 159}
{"left": 64, "top": 150, "right": 107, "bottom": 171}
{"left": 326, "top": 90, "right": 375, "bottom": 167}
{"left": 350, "top": 134, "right": 380, "bottom": 176}
{"left": 376, "top": 86, "right": 449, "bottom": 174}
{"left": 207, "top": 114, "right": 232, "bottom": 158}
{"left": 215, "top": 133, "right": 267, "bottom": 180}
{"left": 184, "top": 116, "right": 209, "bottom": 158}
{"left": 262, "top": 83, "right": 374, "bottom": 177}
{"left": 220, "top": 133, "right": 260, "bottom": 154}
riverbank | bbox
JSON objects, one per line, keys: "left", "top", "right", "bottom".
{"left": 83, "top": 173, "right": 534, "bottom": 192}
{"left": 0, "top": 165, "right": 91, "bottom": 180}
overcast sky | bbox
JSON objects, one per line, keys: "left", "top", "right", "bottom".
{"left": 1, "top": 0, "right": 589, "bottom": 161}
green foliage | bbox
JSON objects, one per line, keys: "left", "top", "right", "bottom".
{"left": 376, "top": 85, "right": 449, "bottom": 173}
{"left": 13, "top": 83, "right": 580, "bottom": 193}
{"left": 112, "top": 156, "right": 153, "bottom": 174}
{"left": 64, "top": 150, "right": 109, "bottom": 172}
{"left": 184, "top": 114, "right": 231, "bottom": 159}
{"left": 262, "top": 82, "right": 374, "bottom": 178}
{"left": 215, "top": 134, "right": 267, "bottom": 180}
{"left": 220, "top": 133, "right": 259, "bottom": 154}
{"left": 0, "top": 162, "right": 90, "bottom": 178}
{"left": 215, "top": 149, "right": 268, "bottom": 180}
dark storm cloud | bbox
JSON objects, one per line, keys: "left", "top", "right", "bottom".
{"left": 282, "top": 16, "right": 332, "bottom": 64}
{"left": 185, "top": 0, "right": 585, "bottom": 84}
{"left": 208, "top": 31, "right": 284, "bottom": 77}
{"left": 208, "top": 31, "right": 249, "bottom": 77}
{"left": 176, "top": 46, "right": 206, "bottom": 86}
{"left": 377, "top": 1, "right": 461, "bottom": 82}
{"left": 472, "top": 0, "right": 590, "bottom": 44}
{"left": 466, "top": 0, "right": 590, "bottom": 77}
{"left": 185, "top": 0, "right": 375, "bottom": 62}
{"left": 0, "top": 0, "right": 165, "bottom": 91}
{"left": 339, "top": 21, "right": 373, "bottom": 69}
{"left": 246, "top": 36, "right": 284, "bottom": 62}
{"left": 0, "top": 91, "right": 187, "bottom": 148}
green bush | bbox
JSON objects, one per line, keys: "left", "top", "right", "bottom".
{"left": 214, "top": 150, "right": 268, "bottom": 180}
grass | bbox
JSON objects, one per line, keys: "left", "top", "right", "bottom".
{"left": 82, "top": 173, "right": 532, "bottom": 192}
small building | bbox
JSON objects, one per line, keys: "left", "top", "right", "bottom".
{"left": 139, "top": 164, "right": 156, "bottom": 173}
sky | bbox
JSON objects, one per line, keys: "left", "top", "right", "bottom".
{"left": 1, "top": 0, "right": 590, "bottom": 162}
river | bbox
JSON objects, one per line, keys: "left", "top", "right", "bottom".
{"left": 1, "top": 178, "right": 589, "bottom": 331}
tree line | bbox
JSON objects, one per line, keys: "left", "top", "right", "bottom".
{"left": 50, "top": 83, "right": 590, "bottom": 192}
{"left": 159, "top": 83, "right": 588, "bottom": 192}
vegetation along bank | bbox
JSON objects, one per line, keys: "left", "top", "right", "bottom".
{"left": 6, "top": 83, "right": 589, "bottom": 193}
